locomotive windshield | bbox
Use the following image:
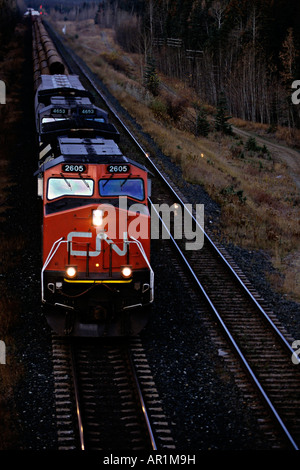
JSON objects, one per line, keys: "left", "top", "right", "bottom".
{"left": 99, "top": 178, "right": 144, "bottom": 201}
{"left": 47, "top": 177, "right": 94, "bottom": 200}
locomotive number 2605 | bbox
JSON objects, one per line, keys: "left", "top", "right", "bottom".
{"left": 107, "top": 164, "right": 129, "bottom": 173}
{"left": 62, "top": 164, "right": 87, "bottom": 173}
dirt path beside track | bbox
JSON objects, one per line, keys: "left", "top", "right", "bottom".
{"left": 233, "top": 126, "right": 300, "bottom": 191}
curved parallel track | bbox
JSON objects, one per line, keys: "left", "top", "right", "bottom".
{"left": 44, "top": 22, "right": 300, "bottom": 450}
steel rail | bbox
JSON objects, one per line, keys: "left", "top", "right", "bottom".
{"left": 70, "top": 342, "right": 85, "bottom": 451}
{"left": 149, "top": 199, "right": 299, "bottom": 450}
{"left": 128, "top": 350, "right": 157, "bottom": 450}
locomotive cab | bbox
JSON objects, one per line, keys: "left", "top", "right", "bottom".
{"left": 38, "top": 137, "right": 153, "bottom": 336}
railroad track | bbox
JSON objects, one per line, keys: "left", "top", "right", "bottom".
{"left": 52, "top": 335, "right": 174, "bottom": 451}
{"left": 43, "top": 22, "right": 300, "bottom": 449}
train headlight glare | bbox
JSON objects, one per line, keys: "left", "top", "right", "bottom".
{"left": 121, "top": 266, "right": 132, "bottom": 278}
{"left": 93, "top": 209, "right": 103, "bottom": 227}
{"left": 65, "top": 266, "right": 77, "bottom": 278}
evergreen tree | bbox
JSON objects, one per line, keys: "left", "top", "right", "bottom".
{"left": 215, "top": 92, "right": 233, "bottom": 135}
{"left": 144, "top": 56, "right": 160, "bottom": 96}
{"left": 196, "top": 106, "right": 210, "bottom": 137}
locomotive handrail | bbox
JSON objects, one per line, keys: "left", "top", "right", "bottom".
{"left": 41, "top": 236, "right": 154, "bottom": 302}
{"left": 128, "top": 236, "right": 154, "bottom": 303}
{"left": 41, "top": 237, "right": 67, "bottom": 302}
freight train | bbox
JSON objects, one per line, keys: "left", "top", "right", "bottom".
{"left": 31, "top": 16, "right": 154, "bottom": 336}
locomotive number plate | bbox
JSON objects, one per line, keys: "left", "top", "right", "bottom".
{"left": 107, "top": 164, "right": 130, "bottom": 174}
{"left": 62, "top": 164, "right": 87, "bottom": 173}
{"left": 79, "top": 108, "right": 96, "bottom": 116}
{"left": 52, "top": 107, "right": 67, "bottom": 115}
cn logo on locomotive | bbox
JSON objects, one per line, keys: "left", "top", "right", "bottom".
{"left": 67, "top": 231, "right": 128, "bottom": 257}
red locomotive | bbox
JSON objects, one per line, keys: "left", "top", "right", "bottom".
{"left": 35, "top": 75, "right": 154, "bottom": 336}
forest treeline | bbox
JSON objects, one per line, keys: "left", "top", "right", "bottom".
{"left": 22, "top": 0, "right": 300, "bottom": 128}
{"left": 95, "top": 0, "right": 300, "bottom": 129}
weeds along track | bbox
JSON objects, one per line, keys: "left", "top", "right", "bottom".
{"left": 149, "top": 146, "right": 300, "bottom": 450}
{"left": 44, "top": 22, "right": 300, "bottom": 449}
{"left": 148, "top": 172, "right": 300, "bottom": 448}
{"left": 52, "top": 335, "right": 174, "bottom": 451}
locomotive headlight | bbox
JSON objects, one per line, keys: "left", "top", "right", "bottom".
{"left": 92, "top": 209, "right": 103, "bottom": 227}
{"left": 65, "top": 265, "right": 77, "bottom": 278}
{"left": 121, "top": 266, "right": 132, "bottom": 279}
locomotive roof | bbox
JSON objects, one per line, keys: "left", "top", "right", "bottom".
{"left": 38, "top": 120, "right": 120, "bottom": 145}
{"left": 39, "top": 96, "right": 108, "bottom": 118}
{"left": 34, "top": 137, "right": 149, "bottom": 174}
{"left": 37, "top": 75, "right": 92, "bottom": 101}
{"left": 39, "top": 75, "right": 86, "bottom": 92}
{"left": 49, "top": 96, "right": 92, "bottom": 106}
{"left": 58, "top": 137, "right": 122, "bottom": 156}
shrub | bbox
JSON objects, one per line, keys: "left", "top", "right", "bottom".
{"left": 164, "top": 94, "right": 187, "bottom": 122}
{"left": 101, "top": 52, "right": 130, "bottom": 75}
{"left": 195, "top": 107, "right": 210, "bottom": 136}
{"left": 149, "top": 98, "right": 168, "bottom": 120}
{"left": 245, "top": 137, "right": 260, "bottom": 152}
{"left": 220, "top": 185, "right": 247, "bottom": 204}
{"left": 230, "top": 144, "right": 245, "bottom": 159}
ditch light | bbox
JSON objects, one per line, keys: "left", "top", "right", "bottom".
{"left": 65, "top": 265, "right": 77, "bottom": 278}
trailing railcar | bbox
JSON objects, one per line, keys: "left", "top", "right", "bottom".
{"left": 35, "top": 75, "right": 119, "bottom": 163}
